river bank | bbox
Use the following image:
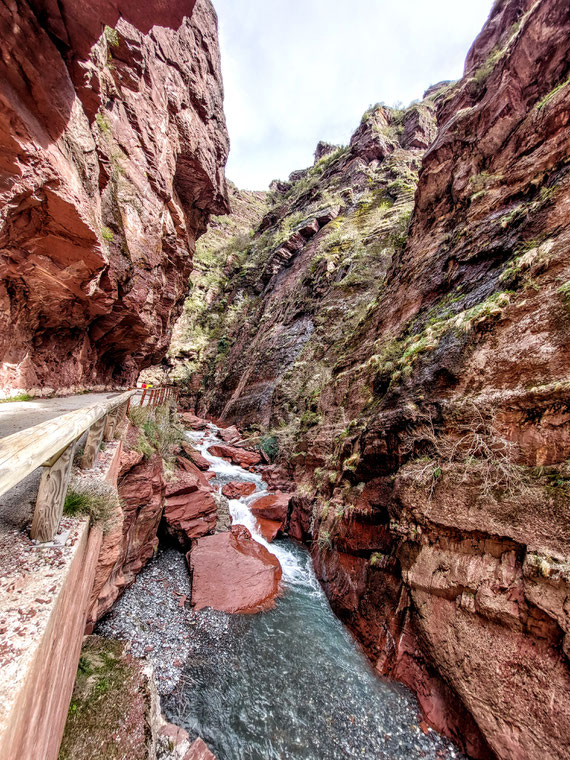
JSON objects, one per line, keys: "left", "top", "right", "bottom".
{"left": 94, "top": 424, "right": 467, "bottom": 760}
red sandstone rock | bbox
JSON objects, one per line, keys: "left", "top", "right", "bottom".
{"left": 256, "top": 517, "right": 281, "bottom": 543}
{"left": 249, "top": 491, "right": 291, "bottom": 525}
{"left": 163, "top": 470, "right": 217, "bottom": 549}
{"left": 207, "top": 444, "right": 261, "bottom": 467}
{"left": 262, "top": 465, "right": 296, "bottom": 493}
{"left": 185, "top": 737, "right": 217, "bottom": 760}
{"left": 188, "top": 527, "right": 282, "bottom": 613}
{"left": 181, "top": 413, "right": 210, "bottom": 431}
{"left": 221, "top": 481, "right": 257, "bottom": 499}
{"left": 217, "top": 425, "right": 241, "bottom": 444}
{"left": 86, "top": 451, "right": 165, "bottom": 629}
{"left": 180, "top": 441, "right": 211, "bottom": 470}
{"left": 0, "top": 0, "right": 229, "bottom": 396}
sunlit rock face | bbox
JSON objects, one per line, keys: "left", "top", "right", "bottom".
{"left": 169, "top": 0, "right": 570, "bottom": 757}
{"left": 0, "top": 0, "right": 229, "bottom": 396}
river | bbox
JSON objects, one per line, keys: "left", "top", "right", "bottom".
{"left": 99, "top": 424, "right": 466, "bottom": 760}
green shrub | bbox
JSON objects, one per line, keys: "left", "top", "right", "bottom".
{"left": 101, "top": 225, "right": 114, "bottom": 242}
{"left": 64, "top": 478, "right": 119, "bottom": 530}
{"left": 95, "top": 111, "right": 111, "bottom": 135}
{"left": 104, "top": 25, "right": 119, "bottom": 47}
{"left": 0, "top": 393, "right": 33, "bottom": 404}
{"left": 128, "top": 403, "right": 184, "bottom": 462}
{"left": 260, "top": 434, "right": 279, "bottom": 462}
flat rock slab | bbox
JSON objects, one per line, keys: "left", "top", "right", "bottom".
{"left": 249, "top": 491, "right": 291, "bottom": 524}
{"left": 221, "top": 481, "right": 257, "bottom": 499}
{"left": 207, "top": 444, "right": 261, "bottom": 467}
{"left": 188, "top": 528, "right": 282, "bottom": 613}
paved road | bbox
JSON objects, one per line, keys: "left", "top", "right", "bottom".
{"left": 0, "top": 391, "right": 133, "bottom": 532}
{"left": 0, "top": 391, "right": 127, "bottom": 440}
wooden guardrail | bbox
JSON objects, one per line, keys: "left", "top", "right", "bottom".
{"left": 0, "top": 390, "right": 141, "bottom": 543}
{"left": 136, "top": 385, "right": 179, "bottom": 409}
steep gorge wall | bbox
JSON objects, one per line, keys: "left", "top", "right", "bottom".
{"left": 174, "top": 1, "right": 570, "bottom": 758}
{"left": 0, "top": 0, "right": 229, "bottom": 397}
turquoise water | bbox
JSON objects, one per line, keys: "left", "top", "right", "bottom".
{"left": 162, "top": 428, "right": 464, "bottom": 760}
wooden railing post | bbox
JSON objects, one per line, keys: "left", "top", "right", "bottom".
{"left": 80, "top": 414, "right": 107, "bottom": 469}
{"left": 140, "top": 387, "right": 147, "bottom": 407}
{"left": 30, "top": 439, "right": 79, "bottom": 542}
{"left": 116, "top": 401, "right": 128, "bottom": 426}
{"left": 103, "top": 409, "right": 119, "bottom": 441}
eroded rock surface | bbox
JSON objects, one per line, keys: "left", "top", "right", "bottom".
{"left": 188, "top": 525, "right": 282, "bottom": 613}
{"left": 0, "top": 0, "right": 229, "bottom": 397}
{"left": 170, "top": 1, "right": 570, "bottom": 757}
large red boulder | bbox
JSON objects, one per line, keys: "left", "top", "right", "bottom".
{"left": 163, "top": 471, "right": 217, "bottom": 548}
{"left": 181, "top": 413, "right": 209, "bottom": 430}
{"left": 222, "top": 481, "right": 257, "bottom": 499}
{"left": 217, "top": 425, "right": 241, "bottom": 444}
{"left": 188, "top": 526, "right": 282, "bottom": 613}
{"left": 256, "top": 517, "right": 282, "bottom": 543}
{"left": 175, "top": 457, "right": 212, "bottom": 490}
{"left": 249, "top": 491, "right": 291, "bottom": 525}
{"left": 180, "top": 441, "right": 211, "bottom": 471}
{"left": 208, "top": 444, "right": 261, "bottom": 468}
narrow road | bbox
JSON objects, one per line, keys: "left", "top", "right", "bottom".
{"left": 0, "top": 391, "right": 133, "bottom": 532}
{"left": 0, "top": 391, "right": 126, "bottom": 439}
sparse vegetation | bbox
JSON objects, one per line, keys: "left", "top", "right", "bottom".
{"left": 64, "top": 478, "right": 120, "bottom": 530}
{"left": 400, "top": 403, "right": 541, "bottom": 503}
{"left": 127, "top": 403, "right": 184, "bottom": 464}
{"left": 0, "top": 393, "right": 33, "bottom": 403}
{"left": 95, "top": 111, "right": 111, "bottom": 135}
{"left": 104, "top": 25, "right": 119, "bottom": 47}
{"left": 535, "top": 75, "right": 570, "bottom": 110}
{"left": 260, "top": 434, "right": 279, "bottom": 462}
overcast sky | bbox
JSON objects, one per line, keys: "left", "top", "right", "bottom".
{"left": 214, "top": 0, "right": 494, "bottom": 190}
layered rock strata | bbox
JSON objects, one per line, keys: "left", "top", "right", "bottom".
{"left": 172, "top": 1, "right": 570, "bottom": 757}
{"left": 0, "top": 0, "right": 229, "bottom": 397}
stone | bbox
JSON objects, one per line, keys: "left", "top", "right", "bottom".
{"left": 163, "top": 477, "right": 217, "bottom": 549}
{"left": 221, "top": 481, "right": 257, "bottom": 499}
{"left": 188, "top": 527, "right": 282, "bottom": 613}
{"left": 185, "top": 737, "right": 217, "bottom": 760}
{"left": 256, "top": 517, "right": 281, "bottom": 543}
{"left": 207, "top": 444, "right": 261, "bottom": 467}
{"left": 180, "top": 441, "right": 211, "bottom": 471}
{"left": 249, "top": 491, "right": 291, "bottom": 525}
{"left": 181, "top": 413, "right": 210, "bottom": 431}
{"left": 86, "top": 451, "right": 165, "bottom": 629}
{"left": 217, "top": 425, "right": 241, "bottom": 444}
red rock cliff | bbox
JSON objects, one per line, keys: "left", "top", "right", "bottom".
{"left": 0, "top": 0, "right": 229, "bottom": 396}
{"left": 172, "top": 1, "right": 570, "bottom": 758}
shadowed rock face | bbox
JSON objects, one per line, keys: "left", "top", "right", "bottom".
{"left": 171, "top": 1, "right": 570, "bottom": 757}
{"left": 0, "top": 0, "right": 229, "bottom": 396}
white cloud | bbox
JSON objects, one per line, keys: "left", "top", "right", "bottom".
{"left": 214, "top": 0, "right": 494, "bottom": 189}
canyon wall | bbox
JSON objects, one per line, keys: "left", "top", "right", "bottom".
{"left": 0, "top": 0, "right": 229, "bottom": 397}
{"left": 174, "top": 1, "right": 570, "bottom": 758}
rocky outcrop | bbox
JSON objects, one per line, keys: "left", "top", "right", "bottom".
{"left": 188, "top": 525, "right": 282, "bottom": 613}
{"left": 0, "top": 0, "right": 229, "bottom": 397}
{"left": 255, "top": 517, "right": 281, "bottom": 543}
{"left": 170, "top": 1, "right": 570, "bottom": 757}
{"left": 163, "top": 471, "right": 217, "bottom": 548}
{"left": 86, "top": 442, "right": 165, "bottom": 629}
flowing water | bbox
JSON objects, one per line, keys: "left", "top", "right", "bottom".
{"left": 159, "top": 426, "right": 465, "bottom": 760}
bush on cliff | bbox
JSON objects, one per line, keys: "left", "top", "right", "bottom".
{"left": 64, "top": 478, "right": 120, "bottom": 532}
{"left": 128, "top": 403, "right": 184, "bottom": 466}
